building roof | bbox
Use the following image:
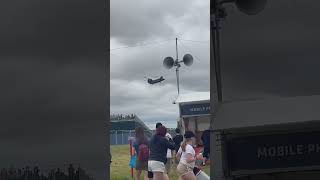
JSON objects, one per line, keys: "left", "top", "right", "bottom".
{"left": 213, "top": 95, "right": 320, "bottom": 131}
{"left": 174, "top": 91, "right": 210, "bottom": 104}
{"left": 111, "top": 115, "right": 151, "bottom": 132}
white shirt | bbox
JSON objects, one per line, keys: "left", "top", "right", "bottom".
{"left": 177, "top": 144, "right": 196, "bottom": 168}
{"left": 166, "top": 133, "right": 172, "bottom": 158}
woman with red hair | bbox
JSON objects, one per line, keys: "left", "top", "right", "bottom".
{"left": 133, "top": 127, "right": 149, "bottom": 180}
{"left": 148, "top": 126, "right": 175, "bottom": 180}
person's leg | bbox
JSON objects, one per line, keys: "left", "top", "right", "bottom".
{"left": 163, "top": 163, "right": 169, "bottom": 180}
{"left": 165, "top": 158, "right": 171, "bottom": 175}
{"left": 190, "top": 172, "right": 197, "bottom": 180}
{"left": 181, "top": 172, "right": 197, "bottom": 180}
{"left": 163, "top": 173, "right": 169, "bottom": 180}
{"left": 142, "top": 161, "right": 149, "bottom": 180}
{"left": 177, "top": 163, "right": 189, "bottom": 180}
{"left": 153, "top": 172, "right": 164, "bottom": 180}
{"left": 203, "top": 146, "right": 209, "bottom": 165}
{"left": 135, "top": 169, "right": 142, "bottom": 180}
{"left": 147, "top": 171, "right": 154, "bottom": 180}
{"left": 143, "top": 171, "right": 149, "bottom": 180}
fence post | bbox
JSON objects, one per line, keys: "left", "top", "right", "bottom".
{"left": 121, "top": 131, "right": 124, "bottom": 144}
{"left": 115, "top": 131, "right": 118, "bottom": 145}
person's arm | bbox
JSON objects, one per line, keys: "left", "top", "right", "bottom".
{"left": 186, "top": 153, "right": 196, "bottom": 163}
{"left": 185, "top": 146, "right": 197, "bottom": 163}
{"left": 176, "top": 148, "right": 182, "bottom": 162}
{"left": 172, "top": 136, "right": 177, "bottom": 144}
{"left": 133, "top": 143, "right": 138, "bottom": 156}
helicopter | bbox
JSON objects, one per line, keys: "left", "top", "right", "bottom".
{"left": 146, "top": 76, "right": 165, "bottom": 85}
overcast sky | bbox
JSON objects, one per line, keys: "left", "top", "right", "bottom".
{"left": 110, "top": 0, "right": 210, "bottom": 129}
{"left": 111, "top": 0, "right": 320, "bottom": 129}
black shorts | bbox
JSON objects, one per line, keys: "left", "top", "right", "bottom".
{"left": 193, "top": 167, "right": 201, "bottom": 175}
{"left": 147, "top": 171, "right": 153, "bottom": 178}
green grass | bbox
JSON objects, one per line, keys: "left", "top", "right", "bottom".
{"left": 111, "top": 145, "right": 210, "bottom": 180}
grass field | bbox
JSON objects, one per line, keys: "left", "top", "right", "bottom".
{"left": 111, "top": 145, "right": 210, "bottom": 180}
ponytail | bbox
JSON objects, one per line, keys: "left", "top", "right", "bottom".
{"left": 181, "top": 131, "right": 195, "bottom": 152}
{"left": 181, "top": 137, "right": 194, "bottom": 152}
{"left": 181, "top": 139, "right": 187, "bottom": 152}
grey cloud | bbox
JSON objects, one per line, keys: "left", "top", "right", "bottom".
{"left": 110, "top": 0, "right": 209, "bottom": 45}
{"left": 110, "top": 0, "right": 210, "bottom": 131}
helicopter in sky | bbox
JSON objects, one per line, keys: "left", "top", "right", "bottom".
{"left": 145, "top": 76, "right": 165, "bottom": 85}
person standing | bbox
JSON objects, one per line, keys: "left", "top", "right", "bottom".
{"left": 148, "top": 126, "right": 175, "bottom": 180}
{"left": 173, "top": 128, "right": 184, "bottom": 163}
{"left": 165, "top": 131, "right": 173, "bottom": 176}
{"left": 176, "top": 131, "right": 202, "bottom": 180}
{"left": 133, "top": 127, "right": 150, "bottom": 180}
{"left": 155, "top": 122, "right": 172, "bottom": 179}
{"left": 201, "top": 129, "right": 210, "bottom": 165}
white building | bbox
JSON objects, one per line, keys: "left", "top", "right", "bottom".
{"left": 174, "top": 91, "right": 210, "bottom": 145}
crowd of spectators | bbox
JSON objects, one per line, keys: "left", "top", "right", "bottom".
{"left": 110, "top": 114, "right": 136, "bottom": 120}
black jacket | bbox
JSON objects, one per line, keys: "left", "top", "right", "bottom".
{"left": 149, "top": 135, "right": 175, "bottom": 163}
{"left": 173, "top": 134, "right": 183, "bottom": 152}
{"left": 201, "top": 130, "right": 210, "bottom": 148}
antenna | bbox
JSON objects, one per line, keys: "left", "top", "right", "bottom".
{"left": 163, "top": 38, "right": 193, "bottom": 95}
{"left": 176, "top": 38, "right": 178, "bottom": 61}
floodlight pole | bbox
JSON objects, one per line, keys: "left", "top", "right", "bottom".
{"left": 176, "top": 38, "right": 179, "bottom": 61}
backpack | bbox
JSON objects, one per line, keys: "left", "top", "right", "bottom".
{"left": 138, "top": 143, "right": 149, "bottom": 161}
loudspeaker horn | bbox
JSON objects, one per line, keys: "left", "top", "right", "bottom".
{"left": 183, "top": 54, "right": 193, "bottom": 66}
{"left": 163, "top": 57, "right": 174, "bottom": 69}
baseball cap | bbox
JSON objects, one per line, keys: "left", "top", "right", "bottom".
{"left": 184, "top": 131, "right": 195, "bottom": 139}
